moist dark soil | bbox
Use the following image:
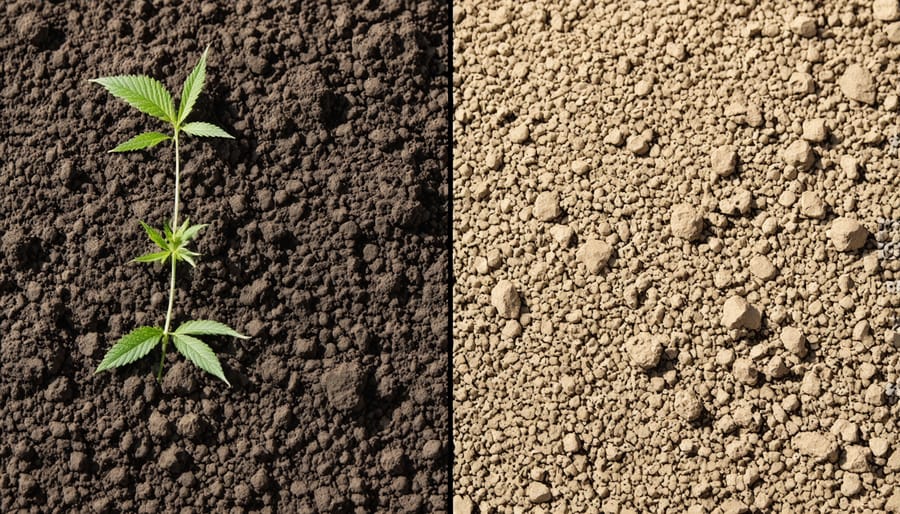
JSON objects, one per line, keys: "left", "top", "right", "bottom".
{"left": 0, "top": 1, "right": 449, "bottom": 512}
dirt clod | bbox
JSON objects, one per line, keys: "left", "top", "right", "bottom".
{"left": 783, "top": 140, "right": 815, "bottom": 170}
{"left": 321, "top": 363, "right": 365, "bottom": 413}
{"left": 793, "top": 431, "right": 839, "bottom": 463}
{"left": 526, "top": 482, "right": 552, "bottom": 503}
{"left": 671, "top": 204, "right": 705, "bottom": 241}
{"left": 627, "top": 333, "right": 664, "bottom": 371}
{"left": 838, "top": 64, "right": 876, "bottom": 105}
{"left": 721, "top": 296, "right": 761, "bottom": 330}
{"left": 576, "top": 239, "right": 613, "bottom": 274}
{"left": 710, "top": 146, "right": 738, "bottom": 177}
{"left": 491, "top": 280, "right": 521, "bottom": 319}
{"left": 828, "top": 217, "right": 869, "bottom": 251}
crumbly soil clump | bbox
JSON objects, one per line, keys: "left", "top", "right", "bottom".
{"left": 0, "top": 1, "right": 449, "bottom": 512}
{"left": 453, "top": 1, "right": 899, "bottom": 512}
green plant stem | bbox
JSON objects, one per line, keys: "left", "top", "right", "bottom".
{"left": 173, "top": 133, "right": 181, "bottom": 229}
{"left": 157, "top": 334, "right": 168, "bottom": 381}
{"left": 158, "top": 133, "right": 181, "bottom": 381}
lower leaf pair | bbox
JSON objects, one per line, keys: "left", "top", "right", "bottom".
{"left": 95, "top": 320, "right": 247, "bottom": 386}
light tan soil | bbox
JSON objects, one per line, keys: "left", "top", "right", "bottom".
{"left": 453, "top": 1, "right": 900, "bottom": 512}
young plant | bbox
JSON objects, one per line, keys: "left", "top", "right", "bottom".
{"left": 90, "top": 46, "right": 247, "bottom": 386}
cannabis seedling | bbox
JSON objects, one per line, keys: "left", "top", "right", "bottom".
{"left": 91, "top": 47, "right": 247, "bottom": 385}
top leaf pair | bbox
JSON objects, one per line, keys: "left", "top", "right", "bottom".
{"left": 90, "top": 46, "right": 233, "bottom": 152}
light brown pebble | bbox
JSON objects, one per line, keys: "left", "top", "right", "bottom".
{"left": 626, "top": 333, "right": 664, "bottom": 371}
{"left": 783, "top": 394, "right": 801, "bottom": 412}
{"left": 721, "top": 499, "right": 749, "bottom": 514}
{"left": 887, "top": 491, "right": 900, "bottom": 513}
{"left": 838, "top": 64, "right": 876, "bottom": 105}
{"left": 719, "top": 188, "right": 752, "bottom": 216}
{"left": 562, "top": 433, "right": 582, "bottom": 453}
{"left": 783, "top": 140, "right": 815, "bottom": 170}
{"left": 780, "top": 326, "right": 808, "bottom": 357}
{"left": 884, "top": 93, "right": 899, "bottom": 110}
{"left": 765, "top": 355, "right": 789, "bottom": 379}
{"left": 840, "top": 155, "right": 860, "bottom": 180}
{"left": 789, "top": 71, "right": 815, "bottom": 95}
{"left": 799, "top": 191, "right": 826, "bottom": 219}
{"left": 453, "top": 496, "right": 474, "bottom": 514}
{"left": 793, "top": 431, "right": 839, "bottom": 463}
{"left": 510, "top": 124, "right": 530, "bottom": 143}
{"left": 778, "top": 190, "right": 797, "bottom": 207}
{"left": 634, "top": 79, "right": 653, "bottom": 96}
{"left": 716, "top": 348, "right": 735, "bottom": 367}
{"left": 604, "top": 128, "right": 624, "bottom": 146}
{"left": 721, "top": 296, "right": 761, "bottom": 330}
{"left": 576, "top": 239, "right": 614, "bottom": 274}
{"left": 666, "top": 42, "right": 687, "bottom": 61}
{"left": 674, "top": 390, "right": 703, "bottom": 421}
{"left": 670, "top": 203, "right": 704, "bottom": 241}
{"left": 828, "top": 217, "right": 868, "bottom": 251}
{"left": 570, "top": 159, "right": 590, "bottom": 176}
{"left": 533, "top": 191, "right": 561, "bottom": 221}
{"left": 865, "top": 383, "right": 885, "bottom": 405}
{"left": 491, "top": 280, "right": 521, "bottom": 319}
{"left": 526, "top": 482, "right": 552, "bottom": 503}
{"left": 852, "top": 320, "right": 870, "bottom": 341}
{"left": 801, "top": 118, "right": 827, "bottom": 142}
{"left": 732, "top": 358, "right": 758, "bottom": 385}
{"left": 790, "top": 15, "right": 817, "bottom": 37}
{"left": 501, "top": 320, "right": 522, "bottom": 339}
{"left": 874, "top": 0, "right": 900, "bottom": 21}
{"left": 548, "top": 225, "right": 574, "bottom": 246}
{"left": 749, "top": 255, "right": 777, "bottom": 280}
{"left": 841, "top": 473, "right": 862, "bottom": 496}
{"left": 841, "top": 445, "right": 872, "bottom": 472}
{"left": 626, "top": 134, "right": 650, "bottom": 155}
{"left": 710, "top": 145, "right": 737, "bottom": 177}
{"left": 887, "top": 21, "right": 900, "bottom": 43}
{"left": 869, "top": 437, "right": 890, "bottom": 457}
{"left": 831, "top": 419, "right": 860, "bottom": 443}
{"left": 744, "top": 104, "right": 763, "bottom": 127}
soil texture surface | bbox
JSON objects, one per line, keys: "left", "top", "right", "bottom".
{"left": 453, "top": 1, "right": 899, "bottom": 513}
{"left": 1, "top": 1, "right": 449, "bottom": 512}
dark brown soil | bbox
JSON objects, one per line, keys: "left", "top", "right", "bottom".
{"left": 0, "top": 1, "right": 449, "bottom": 512}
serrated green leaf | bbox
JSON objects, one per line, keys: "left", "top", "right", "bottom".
{"left": 175, "top": 320, "right": 249, "bottom": 339}
{"left": 163, "top": 222, "right": 174, "bottom": 242}
{"left": 95, "top": 326, "right": 163, "bottom": 373}
{"left": 109, "top": 132, "right": 170, "bottom": 153}
{"left": 177, "top": 46, "right": 208, "bottom": 125}
{"left": 181, "top": 122, "right": 234, "bottom": 139}
{"left": 180, "top": 224, "right": 207, "bottom": 243}
{"left": 133, "top": 250, "right": 170, "bottom": 263}
{"left": 173, "top": 247, "right": 200, "bottom": 266}
{"left": 90, "top": 75, "right": 175, "bottom": 123}
{"left": 172, "top": 333, "right": 230, "bottom": 386}
{"left": 139, "top": 221, "right": 167, "bottom": 251}
{"left": 178, "top": 252, "right": 197, "bottom": 267}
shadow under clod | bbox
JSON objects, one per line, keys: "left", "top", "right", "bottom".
{"left": 320, "top": 92, "right": 350, "bottom": 130}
